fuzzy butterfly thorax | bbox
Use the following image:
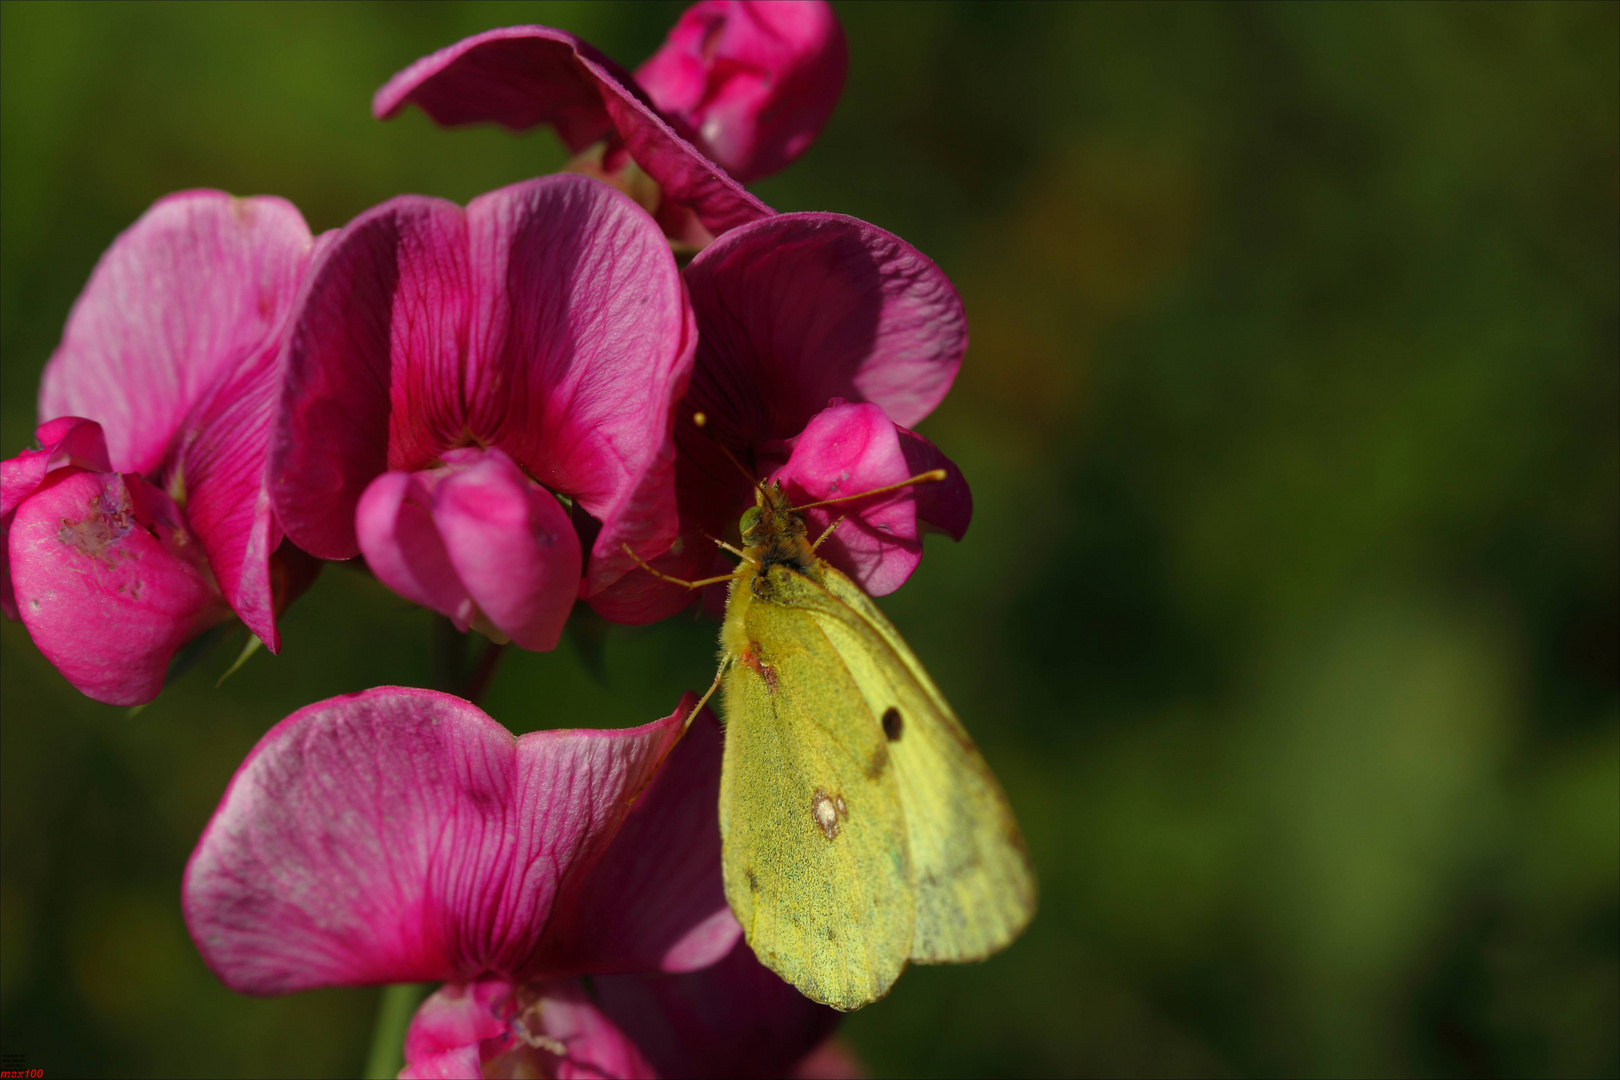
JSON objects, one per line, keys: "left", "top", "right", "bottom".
{"left": 738, "top": 482, "right": 820, "bottom": 584}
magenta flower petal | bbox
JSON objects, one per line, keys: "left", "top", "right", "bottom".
{"left": 2, "top": 418, "right": 113, "bottom": 620}
{"left": 356, "top": 469, "right": 478, "bottom": 628}
{"left": 372, "top": 26, "right": 771, "bottom": 237}
{"left": 401, "top": 979, "right": 509, "bottom": 1080}
{"left": 771, "top": 401, "right": 920, "bottom": 596}
{"left": 9, "top": 471, "right": 229, "bottom": 705}
{"left": 636, "top": 0, "right": 847, "bottom": 183}
{"left": 898, "top": 423, "right": 972, "bottom": 542}
{"left": 403, "top": 978, "right": 656, "bottom": 1080}
{"left": 37, "top": 192, "right": 312, "bottom": 476}
{"left": 273, "top": 196, "right": 471, "bottom": 560}
{"left": 461, "top": 177, "right": 696, "bottom": 597}
{"left": 594, "top": 937, "right": 840, "bottom": 1079}
{"left": 432, "top": 447, "right": 582, "bottom": 651}
{"left": 683, "top": 213, "right": 967, "bottom": 446}
{"left": 34, "top": 192, "right": 314, "bottom": 651}
{"left": 184, "top": 690, "right": 730, "bottom": 994}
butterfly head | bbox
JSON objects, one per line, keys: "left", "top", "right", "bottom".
{"left": 740, "top": 481, "right": 809, "bottom": 550}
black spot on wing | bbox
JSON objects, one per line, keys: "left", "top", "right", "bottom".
{"left": 882, "top": 706, "right": 903, "bottom": 741}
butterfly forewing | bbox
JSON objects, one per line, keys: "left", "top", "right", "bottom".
{"left": 718, "top": 566, "right": 915, "bottom": 1010}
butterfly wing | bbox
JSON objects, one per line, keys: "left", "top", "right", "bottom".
{"left": 807, "top": 565, "right": 1037, "bottom": 964}
{"left": 719, "top": 567, "right": 916, "bottom": 1010}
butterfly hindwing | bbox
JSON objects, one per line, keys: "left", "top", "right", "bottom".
{"left": 802, "top": 567, "right": 1037, "bottom": 964}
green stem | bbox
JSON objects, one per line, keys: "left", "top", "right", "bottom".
{"left": 364, "top": 982, "right": 431, "bottom": 1079}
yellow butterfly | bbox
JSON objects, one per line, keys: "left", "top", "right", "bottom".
{"left": 631, "top": 469, "right": 1036, "bottom": 1010}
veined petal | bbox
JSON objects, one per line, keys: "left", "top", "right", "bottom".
{"left": 463, "top": 175, "right": 695, "bottom": 598}
{"left": 771, "top": 402, "right": 920, "bottom": 596}
{"left": 183, "top": 690, "right": 706, "bottom": 994}
{"left": 683, "top": 213, "right": 967, "bottom": 450}
{"left": 636, "top": 0, "right": 847, "bottom": 183}
{"left": 595, "top": 936, "right": 840, "bottom": 1079}
{"left": 9, "top": 471, "right": 229, "bottom": 705}
{"left": 537, "top": 708, "right": 739, "bottom": 976}
{"left": 39, "top": 192, "right": 311, "bottom": 476}
{"left": 432, "top": 447, "right": 581, "bottom": 652}
{"left": 372, "top": 26, "right": 771, "bottom": 237}
{"left": 272, "top": 196, "right": 470, "bottom": 560}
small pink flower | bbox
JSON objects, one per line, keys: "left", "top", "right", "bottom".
{"left": 591, "top": 213, "right": 973, "bottom": 624}
{"left": 635, "top": 1, "right": 848, "bottom": 183}
{"left": 270, "top": 174, "right": 695, "bottom": 651}
{"left": 2, "top": 192, "right": 318, "bottom": 705}
{"left": 372, "top": 1, "right": 846, "bottom": 245}
{"left": 183, "top": 690, "right": 836, "bottom": 1079}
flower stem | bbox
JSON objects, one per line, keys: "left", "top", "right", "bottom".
{"left": 364, "top": 982, "right": 431, "bottom": 1079}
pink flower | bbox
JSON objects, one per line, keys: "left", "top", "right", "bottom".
{"left": 2, "top": 192, "right": 318, "bottom": 705}
{"left": 183, "top": 689, "right": 836, "bottom": 1079}
{"left": 590, "top": 213, "right": 974, "bottom": 625}
{"left": 270, "top": 174, "right": 695, "bottom": 651}
{"left": 634, "top": 1, "right": 848, "bottom": 183}
{"left": 372, "top": 2, "right": 846, "bottom": 245}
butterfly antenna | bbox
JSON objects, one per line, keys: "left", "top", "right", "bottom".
{"left": 788, "top": 469, "right": 948, "bottom": 513}
{"left": 690, "top": 411, "right": 760, "bottom": 487}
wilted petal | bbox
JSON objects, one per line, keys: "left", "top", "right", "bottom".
{"left": 636, "top": 0, "right": 847, "bottom": 183}
{"left": 273, "top": 197, "right": 470, "bottom": 560}
{"left": 9, "top": 471, "right": 229, "bottom": 705}
{"left": 595, "top": 936, "right": 840, "bottom": 1079}
{"left": 463, "top": 176, "right": 695, "bottom": 598}
{"left": 432, "top": 447, "right": 581, "bottom": 652}
{"left": 772, "top": 402, "right": 919, "bottom": 596}
{"left": 184, "top": 690, "right": 720, "bottom": 994}
{"left": 356, "top": 469, "right": 477, "bottom": 629}
{"left": 2, "top": 418, "right": 113, "bottom": 620}
{"left": 39, "top": 192, "right": 312, "bottom": 477}
{"left": 372, "top": 26, "right": 771, "bottom": 237}
{"left": 683, "top": 213, "right": 967, "bottom": 453}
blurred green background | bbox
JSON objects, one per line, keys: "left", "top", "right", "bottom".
{"left": 2, "top": 2, "right": 1616, "bottom": 1076}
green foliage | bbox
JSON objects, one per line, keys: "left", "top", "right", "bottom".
{"left": 2, "top": 2, "right": 1615, "bottom": 1076}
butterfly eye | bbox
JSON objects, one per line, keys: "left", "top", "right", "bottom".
{"left": 739, "top": 505, "right": 764, "bottom": 542}
{"left": 882, "top": 707, "right": 903, "bottom": 741}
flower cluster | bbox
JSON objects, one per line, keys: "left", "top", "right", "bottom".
{"left": 6, "top": 3, "right": 976, "bottom": 1075}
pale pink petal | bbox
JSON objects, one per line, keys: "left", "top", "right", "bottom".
{"left": 462, "top": 175, "right": 695, "bottom": 597}
{"left": 272, "top": 197, "right": 470, "bottom": 560}
{"left": 595, "top": 937, "right": 840, "bottom": 1079}
{"left": 39, "top": 192, "right": 311, "bottom": 476}
{"left": 184, "top": 690, "right": 713, "bottom": 994}
{"left": 683, "top": 213, "right": 967, "bottom": 450}
{"left": 636, "top": 0, "right": 847, "bottom": 183}
{"left": 372, "top": 27, "right": 771, "bottom": 237}
{"left": 794, "top": 1038, "right": 866, "bottom": 1079}
{"left": 432, "top": 447, "right": 581, "bottom": 651}
{"left": 9, "top": 471, "right": 229, "bottom": 705}
{"left": 356, "top": 469, "right": 477, "bottom": 630}
{"left": 398, "top": 1047, "right": 481, "bottom": 1080}
{"left": 538, "top": 708, "right": 739, "bottom": 974}
{"left": 771, "top": 402, "right": 918, "bottom": 596}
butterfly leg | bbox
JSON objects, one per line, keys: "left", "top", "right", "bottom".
{"left": 681, "top": 655, "right": 731, "bottom": 733}
{"left": 810, "top": 516, "right": 846, "bottom": 552}
{"left": 620, "top": 543, "right": 744, "bottom": 590}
